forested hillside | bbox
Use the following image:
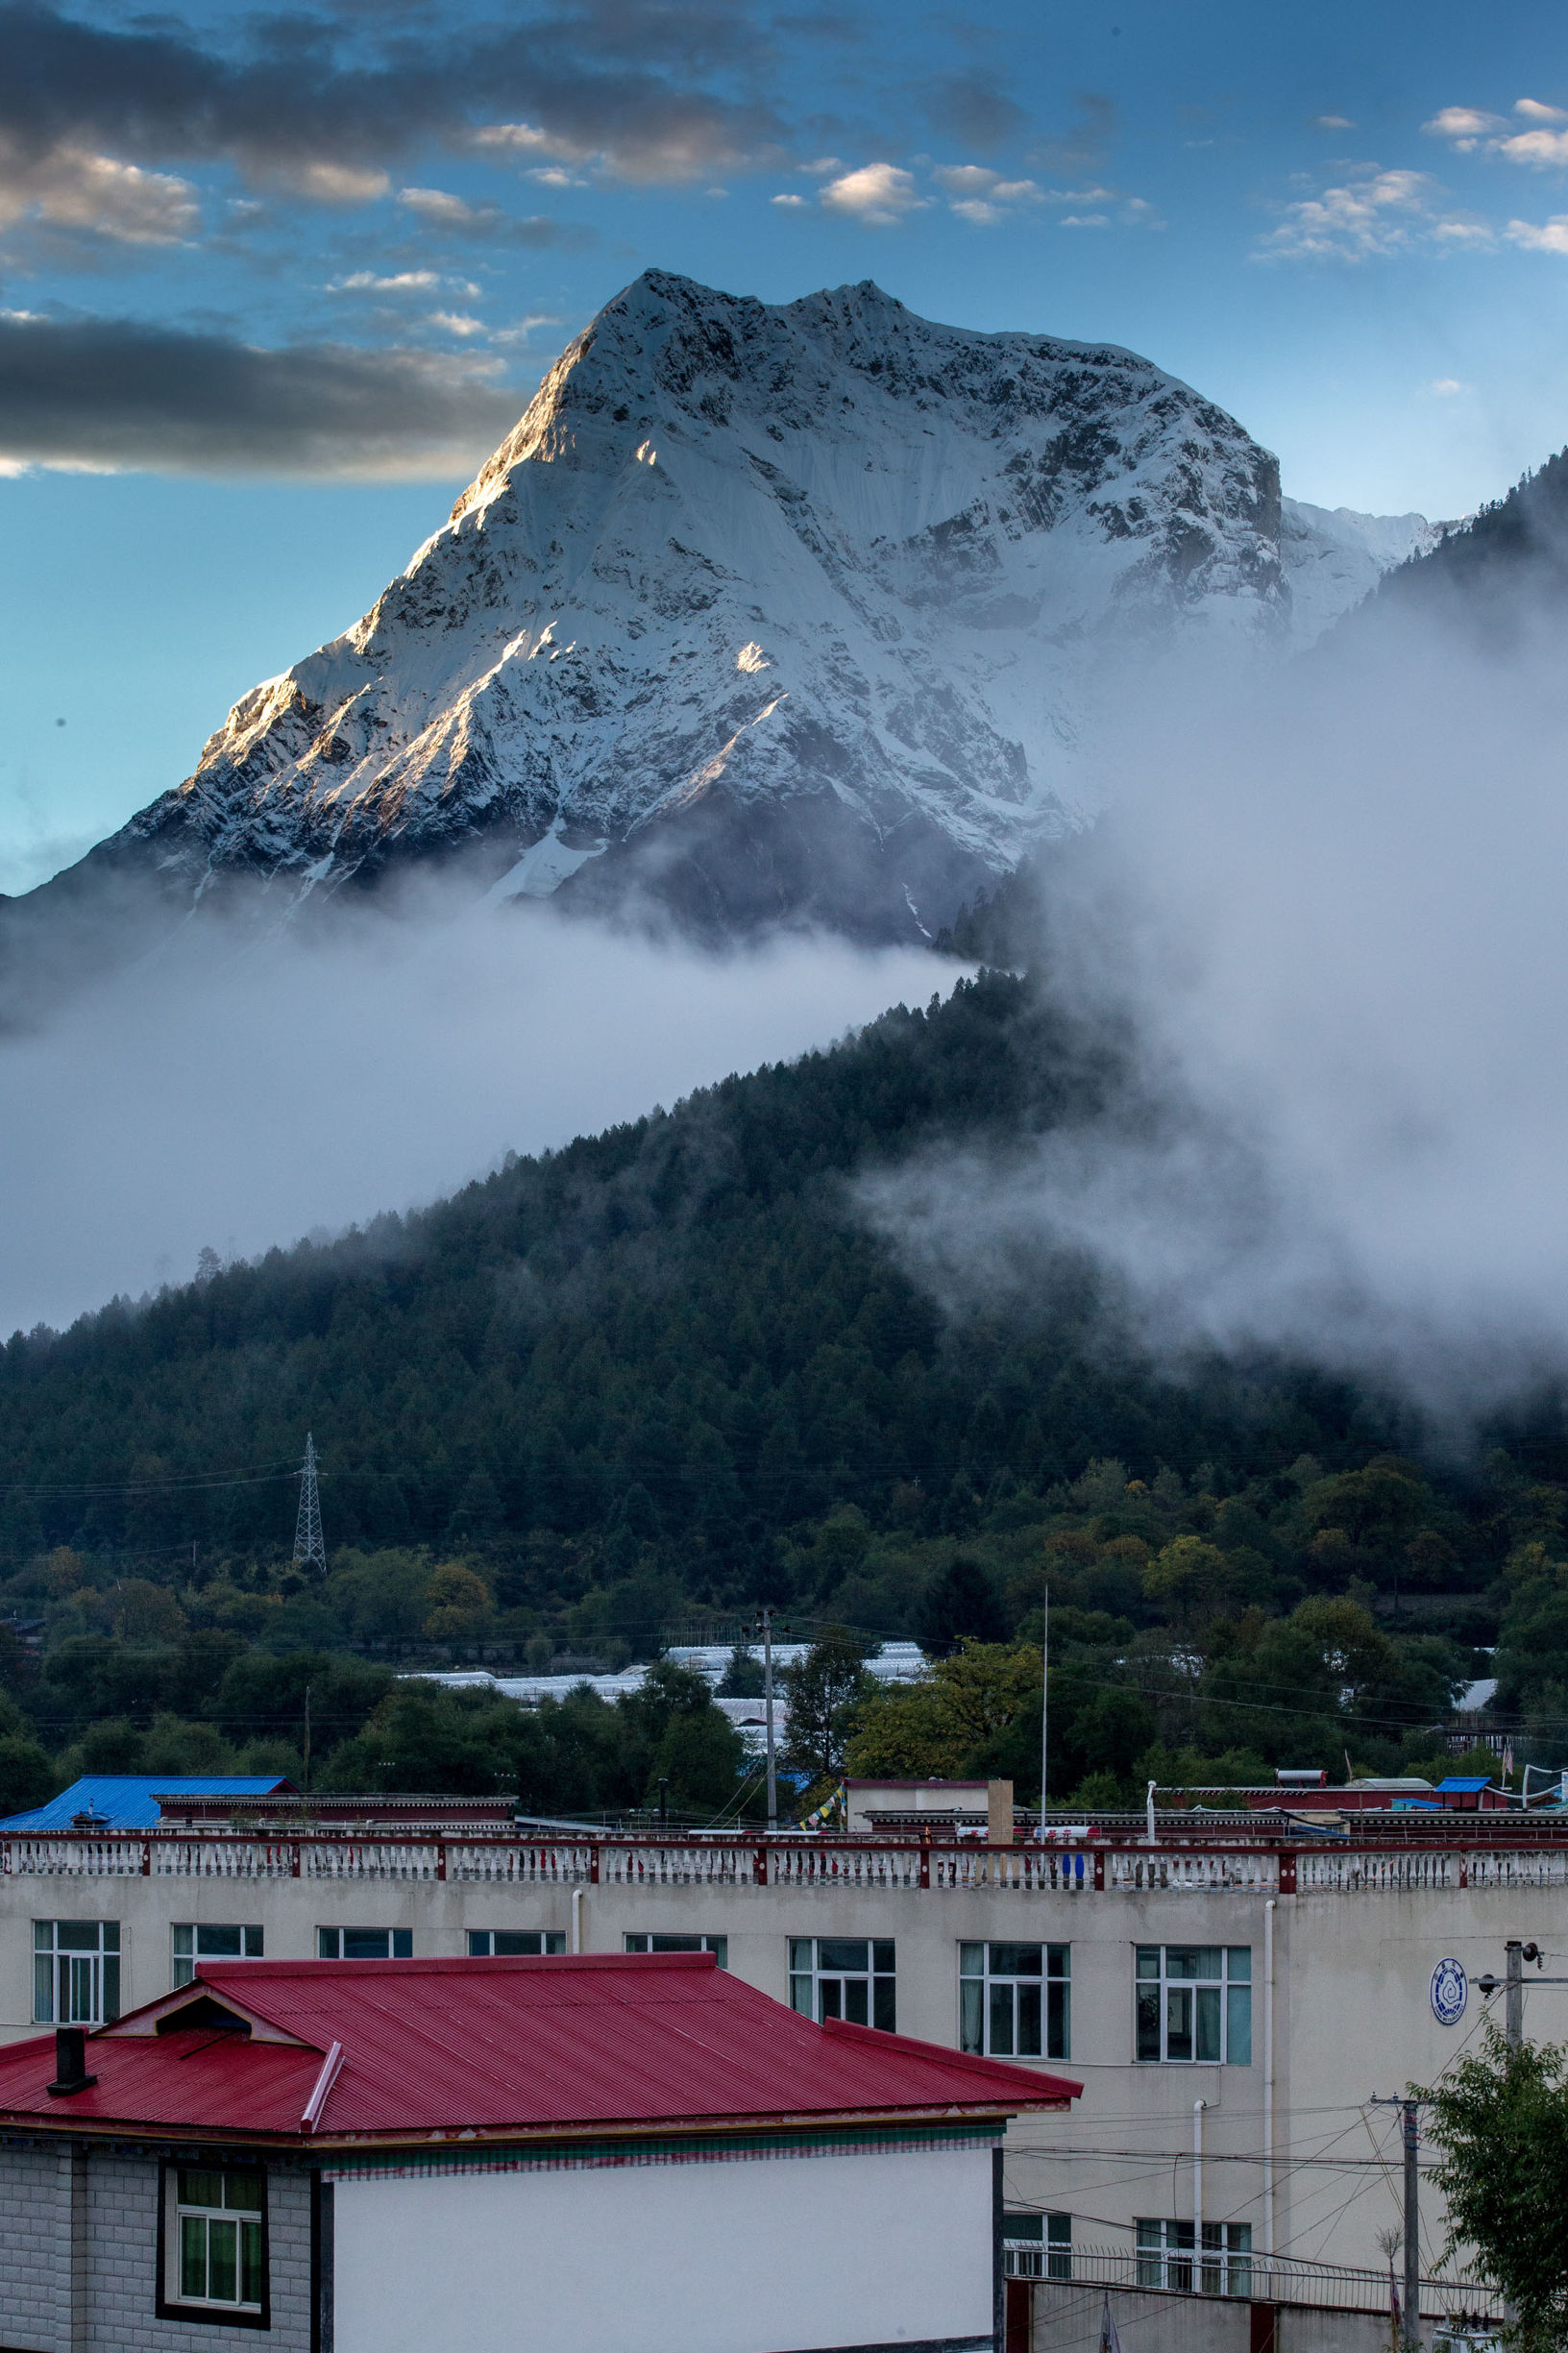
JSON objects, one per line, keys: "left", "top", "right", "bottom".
{"left": 3, "top": 968, "right": 1568, "bottom": 1817}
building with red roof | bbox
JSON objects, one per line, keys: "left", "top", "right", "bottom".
{"left": 0, "top": 1951, "right": 1079, "bottom": 2353}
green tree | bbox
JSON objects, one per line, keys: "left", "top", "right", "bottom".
{"left": 422, "top": 1562, "right": 493, "bottom": 1642}
{"left": 781, "top": 1629, "right": 877, "bottom": 1785}
{"left": 847, "top": 1642, "right": 1040, "bottom": 1780}
{"left": 1423, "top": 2026, "right": 1568, "bottom": 2353}
{"left": 719, "top": 1645, "right": 766, "bottom": 1697}
{"left": 0, "top": 1694, "right": 56, "bottom": 1816}
{"left": 647, "top": 1706, "right": 746, "bottom": 1819}
{"left": 1142, "top": 1538, "right": 1241, "bottom": 1630}
{"left": 326, "top": 1683, "right": 521, "bottom": 1795}
{"left": 918, "top": 1558, "right": 1007, "bottom": 1652}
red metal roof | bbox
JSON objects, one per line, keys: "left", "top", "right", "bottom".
{"left": 0, "top": 1955, "right": 1080, "bottom": 2147}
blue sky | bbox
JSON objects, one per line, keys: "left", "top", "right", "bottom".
{"left": 3, "top": 0, "right": 1567, "bottom": 891}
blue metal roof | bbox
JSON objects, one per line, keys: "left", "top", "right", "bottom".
{"left": 0, "top": 1775, "right": 293, "bottom": 1833}
{"left": 1436, "top": 1777, "right": 1493, "bottom": 1793}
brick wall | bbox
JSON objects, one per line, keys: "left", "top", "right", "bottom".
{"left": 0, "top": 2144, "right": 314, "bottom": 2353}
{"left": 0, "top": 2141, "right": 74, "bottom": 2352}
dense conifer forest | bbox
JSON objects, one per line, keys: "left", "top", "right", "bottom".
{"left": 3, "top": 968, "right": 1567, "bottom": 1819}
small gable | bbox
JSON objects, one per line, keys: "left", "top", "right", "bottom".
{"left": 154, "top": 1996, "right": 252, "bottom": 2038}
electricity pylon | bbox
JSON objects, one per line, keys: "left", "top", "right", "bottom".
{"left": 293, "top": 1433, "right": 326, "bottom": 1576}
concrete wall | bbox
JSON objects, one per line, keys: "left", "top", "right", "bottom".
{"left": 331, "top": 2144, "right": 993, "bottom": 2353}
{"left": 0, "top": 1860, "right": 1550, "bottom": 2280}
{"left": 0, "top": 2142, "right": 314, "bottom": 2353}
{"left": 1027, "top": 2287, "right": 1395, "bottom": 2353}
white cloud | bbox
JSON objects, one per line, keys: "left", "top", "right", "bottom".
{"left": 1425, "top": 98, "right": 1568, "bottom": 165}
{"left": 472, "top": 122, "right": 595, "bottom": 162}
{"left": 1422, "top": 106, "right": 1507, "bottom": 146}
{"left": 525, "top": 167, "right": 583, "bottom": 188}
{"left": 1258, "top": 167, "right": 1487, "bottom": 261}
{"left": 797, "top": 157, "right": 843, "bottom": 176}
{"left": 268, "top": 161, "right": 390, "bottom": 205}
{"left": 493, "top": 312, "right": 563, "bottom": 345}
{"left": 819, "top": 162, "right": 925, "bottom": 226}
{"left": 1507, "top": 213, "right": 1568, "bottom": 252}
{"left": 331, "top": 270, "right": 442, "bottom": 293}
{"left": 1314, "top": 114, "right": 1356, "bottom": 131}
{"left": 1499, "top": 128, "right": 1568, "bottom": 167}
{"left": 770, "top": 191, "right": 806, "bottom": 208}
{"left": 1426, "top": 377, "right": 1465, "bottom": 395}
{"left": 0, "top": 138, "right": 198, "bottom": 244}
{"left": 1060, "top": 212, "right": 1110, "bottom": 230}
{"left": 933, "top": 163, "right": 1043, "bottom": 224}
{"left": 425, "top": 310, "right": 486, "bottom": 337}
{"left": 400, "top": 185, "right": 484, "bottom": 227}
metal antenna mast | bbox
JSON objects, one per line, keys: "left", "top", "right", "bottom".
{"left": 293, "top": 1434, "right": 326, "bottom": 1576}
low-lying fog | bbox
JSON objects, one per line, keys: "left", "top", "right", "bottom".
{"left": 0, "top": 894, "right": 940, "bottom": 1334}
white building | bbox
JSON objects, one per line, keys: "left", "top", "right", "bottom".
{"left": 0, "top": 1949, "right": 1075, "bottom": 2353}
{"left": 0, "top": 1789, "right": 1539, "bottom": 2336}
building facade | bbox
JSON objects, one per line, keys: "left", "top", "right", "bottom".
{"left": 1, "top": 1810, "right": 1557, "bottom": 2297}
{"left": 0, "top": 1951, "right": 1072, "bottom": 2353}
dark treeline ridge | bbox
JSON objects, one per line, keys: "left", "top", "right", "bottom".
{"left": 5, "top": 968, "right": 1568, "bottom": 1817}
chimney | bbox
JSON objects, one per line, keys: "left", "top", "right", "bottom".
{"left": 47, "top": 2027, "right": 97, "bottom": 2097}
{"left": 987, "top": 1778, "right": 1016, "bottom": 1846}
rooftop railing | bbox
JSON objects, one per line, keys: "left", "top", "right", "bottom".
{"left": 1021, "top": 2243, "right": 1503, "bottom": 2321}
{"left": 7, "top": 1827, "right": 1568, "bottom": 1894}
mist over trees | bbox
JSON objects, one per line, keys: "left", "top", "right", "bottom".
{"left": 3, "top": 969, "right": 1567, "bottom": 1815}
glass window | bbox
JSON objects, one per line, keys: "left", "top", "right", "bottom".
{"left": 1135, "top": 1947, "right": 1251, "bottom": 2065}
{"left": 625, "top": 1933, "right": 728, "bottom": 1967}
{"left": 171, "top": 1924, "right": 263, "bottom": 1988}
{"left": 33, "top": 1921, "right": 119, "bottom": 2024}
{"left": 168, "top": 2169, "right": 265, "bottom": 2313}
{"left": 316, "top": 1927, "right": 412, "bottom": 1959}
{"left": 788, "top": 1938, "right": 895, "bottom": 2031}
{"left": 1137, "top": 2219, "right": 1251, "bottom": 2296}
{"left": 468, "top": 1930, "right": 566, "bottom": 1956}
{"left": 1002, "top": 2214, "right": 1071, "bottom": 2281}
{"left": 960, "top": 1943, "right": 1069, "bottom": 2060}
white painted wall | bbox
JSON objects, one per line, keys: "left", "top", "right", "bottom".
{"left": 331, "top": 2145, "right": 992, "bottom": 2353}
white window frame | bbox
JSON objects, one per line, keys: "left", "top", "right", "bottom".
{"left": 33, "top": 1920, "right": 119, "bottom": 2024}
{"left": 788, "top": 1937, "right": 895, "bottom": 2030}
{"left": 163, "top": 2165, "right": 267, "bottom": 2320}
{"left": 317, "top": 1926, "right": 412, "bottom": 1959}
{"left": 1002, "top": 2213, "right": 1071, "bottom": 2280}
{"left": 468, "top": 1930, "right": 566, "bottom": 1955}
{"left": 625, "top": 1933, "right": 728, "bottom": 1967}
{"left": 960, "top": 1942, "right": 1070, "bottom": 2059}
{"left": 1135, "top": 1946, "right": 1251, "bottom": 2065}
{"left": 172, "top": 1924, "right": 263, "bottom": 1987}
{"left": 1136, "top": 2218, "right": 1252, "bottom": 2296}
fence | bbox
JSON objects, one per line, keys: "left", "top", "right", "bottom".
{"left": 6, "top": 1830, "right": 1568, "bottom": 1897}
{"left": 1039, "top": 2243, "right": 1503, "bottom": 2323}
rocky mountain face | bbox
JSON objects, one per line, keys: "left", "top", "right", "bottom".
{"left": 11, "top": 274, "right": 1433, "bottom": 954}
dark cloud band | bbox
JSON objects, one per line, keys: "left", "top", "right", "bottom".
{"left": 0, "top": 2, "right": 781, "bottom": 184}
{"left": 0, "top": 312, "right": 525, "bottom": 478}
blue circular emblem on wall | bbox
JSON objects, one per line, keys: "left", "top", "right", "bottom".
{"left": 1431, "top": 1957, "right": 1468, "bottom": 2026}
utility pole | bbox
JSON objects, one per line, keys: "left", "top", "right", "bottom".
{"left": 1506, "top": 1938, "right": 1524, "bottom": 2047}
{"left": 1371, "top": 2097, "right": 1426, "bottom": 2352}
{"left": 293, "top": 1434, "right": 326, "bottom": 1577}
{"left": 1401, "top": 2099, "right": 1420, "bottom": 2353}
{"left": 755, "top": 1605, "right": 777, "bottom": 1830}
{"left": 1041, "top": 1581, "right": 1049, "bottom": 1832}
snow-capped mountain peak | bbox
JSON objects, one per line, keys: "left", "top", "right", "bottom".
{"left": 80, "top": 273, "right": 1430, "bottom": 941}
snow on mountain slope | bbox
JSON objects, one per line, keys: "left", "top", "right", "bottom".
{"left": 67, "top": 275, "right": 1428, "bottom": 943}
{"left": 1280, "top": 498, "right": 1441, "bottom": 649}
